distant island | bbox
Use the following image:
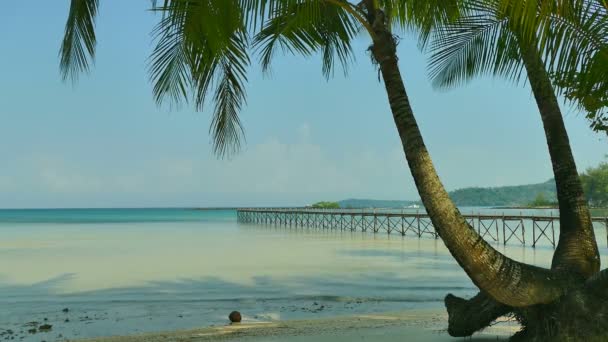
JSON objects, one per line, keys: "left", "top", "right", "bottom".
{"left": 335, "top": 180, "right": 559, "bottom": 208}
{"left": 319, "top": 159, "right": 606, "bottom": 209}
{"left": 311, "top": 201, "right": 341, "bottom": 209}
{"left": 448, "top": 179, "right": 557, "bottom": 207}
{"left": 337, "top": 199, "right": 421, "bottom": 209}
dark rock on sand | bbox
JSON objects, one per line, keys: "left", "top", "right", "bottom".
{"left": 0, "top": 329, "right": 14, "bottom": 336}
{"left": 38, "top": 324, "right": 52, "bottom": 332}
{"left": 228, "top": 311, "right": 242, "bottom": 323}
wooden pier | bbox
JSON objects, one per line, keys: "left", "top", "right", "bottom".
{"left": 237, "top": 208, "right": 608, "bottom": 248}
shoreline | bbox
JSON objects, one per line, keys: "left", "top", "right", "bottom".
{"left": 75, "top": 310, "right": 518, "bottom": 342}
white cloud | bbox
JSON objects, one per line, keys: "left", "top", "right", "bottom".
{"left": 296, "top": 123, "right": 311, "bottom": 142}
{"left": 0, "top": 129, "right": 418, "bottom": 208}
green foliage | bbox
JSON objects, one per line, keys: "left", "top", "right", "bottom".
{"left": 59, "top": 0, "right": 463, "bottom": 156}
{"left": 581, "top": 159, "right": 608, "bottom": 207}
{"left": 426, "top": 0, "right": 525, "bottom": 89}
{"left": 540, "top": 0, "right": 608, "bottom": 136}
{"left": 252, "top": 0, "right": 359, "bottom": 79}
{"left": 311, "top": 201, "right": 340, "bottom": 209}
{"left": 340, "top": 161, "right": 608, "bottom": 208}
{"left": 60, "top": 0, "right": 99, "bottom": 82}
{"left": 528, "top": 192, "right": 558, "bottom": 207}
{"left": 337, "top": 199, "right": 419, "bottom": 208}
{"left": 448, "top": 180, "right": 557, "bottom": 206}
{"left": 427, "top": 0, "right": 608, "bottom": 136}
{"left": 149, "top": 0, "right": 249, "bottom": 157}
{"left": 58, "top": 0, "right": 608, "bottom": 150}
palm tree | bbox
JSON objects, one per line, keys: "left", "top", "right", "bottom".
{"left": 426, "top": 0, "right": 606, "bottom": 336}
{"left": 541, "top": 0, "right": 608, "bottom": 136}
{"left": 59, "top": 0, "right": 608, "bottom": 339}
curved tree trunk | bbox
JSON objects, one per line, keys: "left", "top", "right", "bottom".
{"left": 445, "top": 42, "right": 604, "bottom": 338}
{"left": 519, "top": 42, "right": 600, "bottom": 280}
{"left": 362, "top": 5, "right": 571, "bottom": 308}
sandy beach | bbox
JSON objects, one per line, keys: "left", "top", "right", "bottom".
{"left": 76, "top": 310, "right": 517, "bottom": 342}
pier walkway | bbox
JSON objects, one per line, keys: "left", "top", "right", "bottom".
{"left": 237, "top": 208, "right": 608, "bottom": 248}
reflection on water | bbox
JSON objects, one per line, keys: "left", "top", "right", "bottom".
{"left": 0, "top": 208, "right": 607, "bottom": 340}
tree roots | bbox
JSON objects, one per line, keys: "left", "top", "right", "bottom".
{"left": 444, "top": 291, "right": 511, "bottom": 337}
{"left": 445, "top": 279, "right": 608, "bottom": 341}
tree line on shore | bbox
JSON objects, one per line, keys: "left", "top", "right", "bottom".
{"left": 315, "top": 158, "right": 607, "bottom": 208}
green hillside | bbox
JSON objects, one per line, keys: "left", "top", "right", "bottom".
{"left": 338, "top": 198, "right": 420, "bottom": 209}
{"left": 448, "top": 179, "right": 557, "bottom": 206}
{"left": 338, "top": 180, "right": 558, "bottom": 208}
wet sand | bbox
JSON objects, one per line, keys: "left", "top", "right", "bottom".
{"left": 76, "top": 310, "right": 517, "bottom": 342}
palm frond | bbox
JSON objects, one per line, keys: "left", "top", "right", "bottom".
{"left": 207, "top": 32, "right": 250, "bottom": 157}
{"left": 149, "top": 14, "right": 192, "bottom": 108}
{"left": 210, "top": 60, "right": 248, "bottom": 157}
{"left": 427, "top": 7, "right": 523, "bottom": 89}
{"left": 380, "top": 0, "right": 462, "bottom": 45}
{"left": 536, "top": 0, "right": 608, "bottom": 135}
{"left": 59, "top": 0, "right": 99, "bottom": 82}
{"left": 253, "top": 0, "right": 359, "bottom": 79}
{"left": 150, "top": 0, "right": 250, "bottom": 156}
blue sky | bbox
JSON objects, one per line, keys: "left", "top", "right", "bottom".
{"left": 0, "top": 2, "right": 605, "bottom": 208}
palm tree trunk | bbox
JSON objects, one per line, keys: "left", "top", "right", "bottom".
{"left": 444, "top": 292, "right": 511, "bottom": 337}
{"left": 364, "top": 7, "right": 570, "bottom": 307}
{"left": 519, "top": 42, "right": 600, "bottom": 279}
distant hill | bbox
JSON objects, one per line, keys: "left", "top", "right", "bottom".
{"left": 448, "top": 179, "right": 557, "bottom": 206}
{"left": 338, "top": 198, "right": 420, "bottom": 209}
{"left": 338, "top": 179, "right": 558, "bottom": 208}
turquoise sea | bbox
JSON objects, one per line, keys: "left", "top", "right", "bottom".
{"left": 0, "top": 208, "right": 606, "bottom": 341}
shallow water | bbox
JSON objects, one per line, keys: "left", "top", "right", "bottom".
{"left": 0, "top": 208, "right": 606, "bottom": 341}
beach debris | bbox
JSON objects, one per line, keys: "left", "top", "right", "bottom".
{"left": 38, "top": 324, "right": 52, "bottom": 332}
{"left": 43, "top": 318, "right": 48, "bottom": 322}
{"left": 228, "top": 311, "right": 242, "bottom": 323}
{"left": 26, "top": 328, "right": 36, "bottom": 334}
{"left": 0, "top": 329, "right": 14, "bottom": 338}
{"left": 64, "top": 319, "right": 70, "bottom": 323}
{"left": 62, "top": 308, "right": 69, "bottom": 313}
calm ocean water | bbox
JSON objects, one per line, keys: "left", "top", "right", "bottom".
{"left": 0, "top": 208, "right": 606, "bottom": 341}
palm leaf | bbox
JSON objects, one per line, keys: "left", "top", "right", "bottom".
{"left": 427, "top": 5, "right": 524, "bottom": 89}
{"left": 537, "top": 0, "right": 608, "bottom": 134}
{"left": 208, "top": 32, "right": 250, "bottom": 157}
{"left": 253, "top": 0, "right": 359, "bottom": 79}
{"left": 59, "top": 0, "right": 99, "bottom": 82}
{"left": 149, "top": 0, "right": 250, "bottom": 156}
{"left": 149, "top": 14, "right": 192, "bottom": 108}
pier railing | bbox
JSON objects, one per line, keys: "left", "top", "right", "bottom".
{"left": 236, "top": 208, "right": 608, "bottom": 248}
